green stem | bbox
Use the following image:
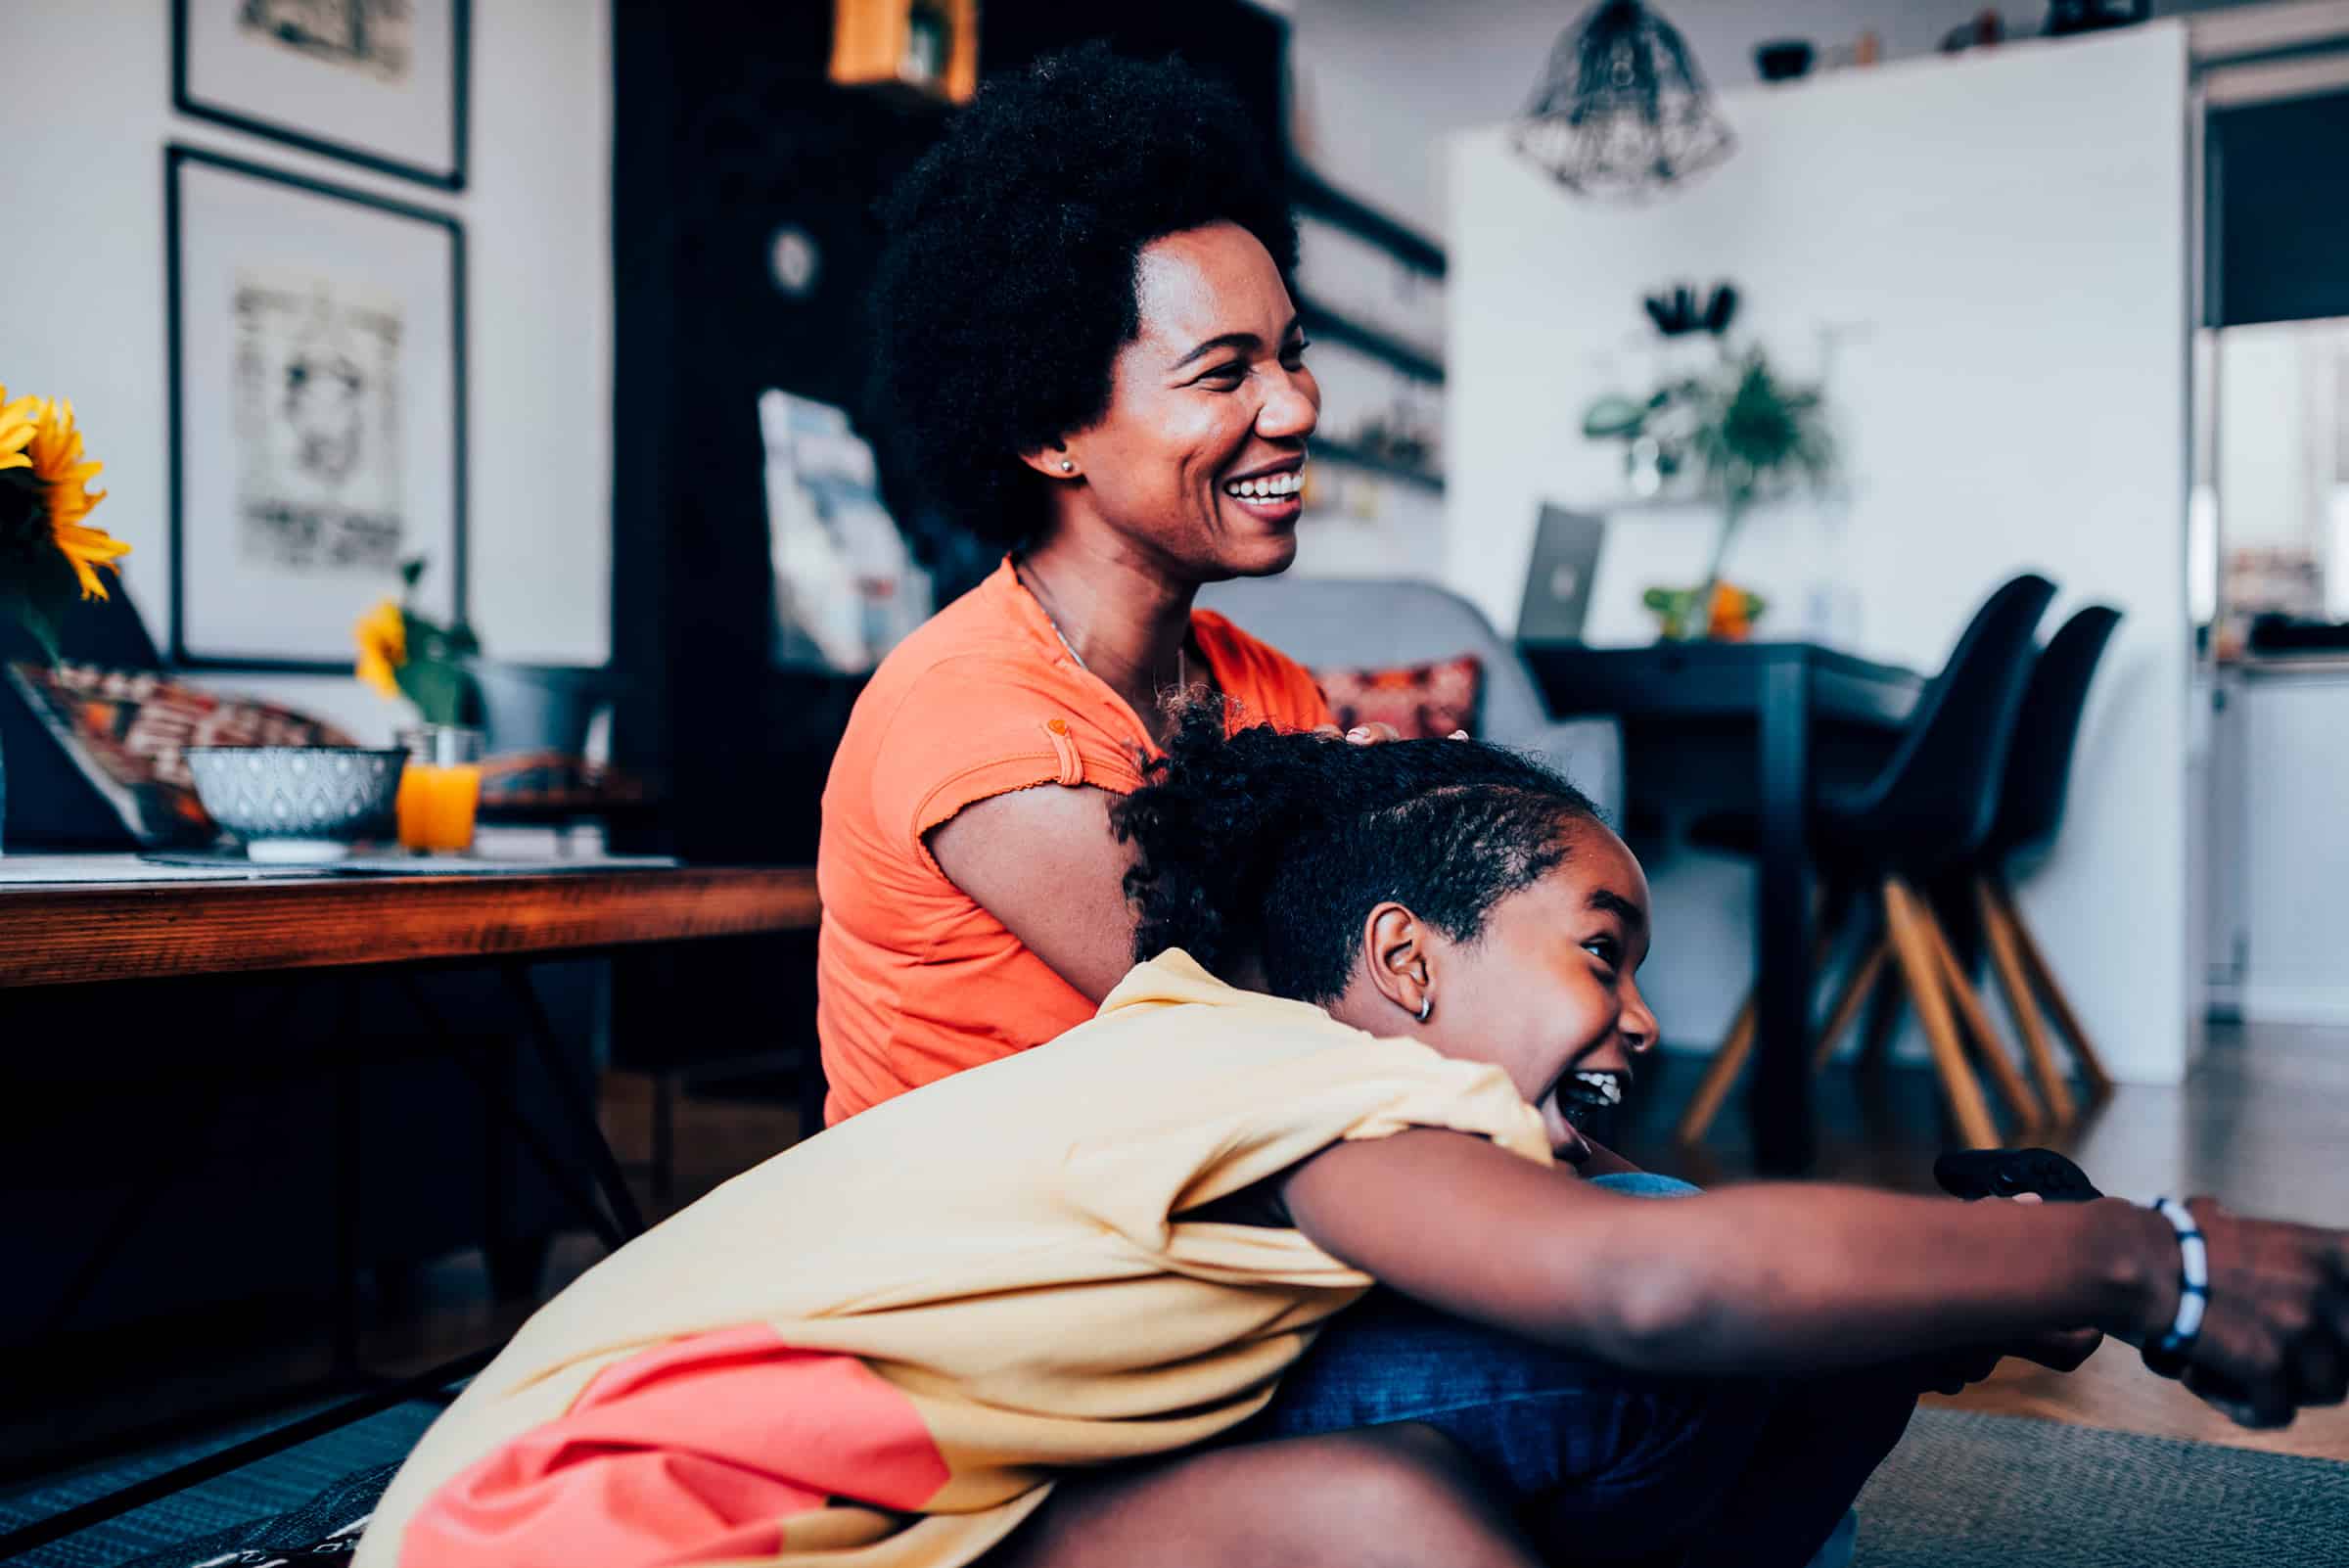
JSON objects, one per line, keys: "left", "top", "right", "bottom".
{"left": 1682, "top": 496, "right": 1747, "bottom": 642}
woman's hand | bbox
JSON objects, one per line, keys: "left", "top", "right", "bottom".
{"left": 1315, "top": 721, "right": 1404, "bottom": 745}
{"left": 1313, "top": 723, "right": 1469, "bottom": 745}
{"left": 2142, "top": 1199, "right": 2349, "bottom": 1428}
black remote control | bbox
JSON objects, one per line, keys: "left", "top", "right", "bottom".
{"left": 1933, "top": 1147, "right": 2103, "bottom": 1203}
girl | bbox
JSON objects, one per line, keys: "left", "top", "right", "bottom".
{"left": 360, "top": 718, "right": 2349, "bottom": 1567}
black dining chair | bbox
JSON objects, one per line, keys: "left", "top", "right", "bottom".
{"left": 1968, "top": 605, "right": 2123, "bottom": 1126}
{"left": 1675, "top": 574, "right": 2057, "bottom": 1150}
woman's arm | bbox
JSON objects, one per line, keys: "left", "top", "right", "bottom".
{"left": 1282, "top": 1129, "right": 2349, "bottom": 1424}
{"left": 929, "top": 784, "right": 1144, "bottom": 1003}
{"left": 928, "top": 728, "right": 1403, "bottom": 1003}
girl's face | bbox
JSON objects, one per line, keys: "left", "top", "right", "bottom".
{"left": 1041, "top": 221, "right": 1319, "bottom": 581}
{"left": 1334, "top": 820, "right": 1659, "bottom": 1164}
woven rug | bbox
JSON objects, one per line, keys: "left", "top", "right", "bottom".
{"left": 5, "top": 1405, "right": 2345, "bottom": 1566}
{"left": 1853, "top": 1408, "right": 2349, "bottom": 1566}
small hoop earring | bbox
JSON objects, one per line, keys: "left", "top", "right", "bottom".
{"left": 1058, "top": 458, "right": 1075, "bottom": 473}
{"left": 1416, "top": 994, "right": 1433, "bottom": 1024}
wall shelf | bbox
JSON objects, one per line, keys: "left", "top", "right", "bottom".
{"left": 1298, "top": 296, "right": 1445, "bottom": 385}
{"left": 1290, "top": 161, "right": 1447, "bottom": 279}
{"left": 1313, "top": 437, "right": 1445, "bottom": 492}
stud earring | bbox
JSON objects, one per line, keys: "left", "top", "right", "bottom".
{"left": 1416, "top": 994, "right": 1433, "bottom": 1024}
{"left": 1058, "top": 458, "right": 1075, "bottom": 473}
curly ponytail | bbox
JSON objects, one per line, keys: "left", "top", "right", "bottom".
{"left": 1112, "top": 702, "right": 1603, "bottom": 1003}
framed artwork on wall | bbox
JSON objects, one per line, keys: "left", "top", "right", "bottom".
{"left": 166, "top": 146, "right": 467, "bottom": 670}
{"left": 173, "top": 0, "right": 470, "bottom": 190}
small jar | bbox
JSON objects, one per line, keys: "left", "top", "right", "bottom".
{"left": 395, "top": 724, "right": 485, "bottom": 853}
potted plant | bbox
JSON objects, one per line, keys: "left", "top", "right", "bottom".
{"left": 1583, "top": 344, "right": 1836, "bottom": 640}
{"left": 1, "top": 385, "right": 131, "bottom": 853}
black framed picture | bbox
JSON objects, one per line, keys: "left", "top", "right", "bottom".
{"left": 173, "top": 0, "right": 470, "bottom": 191}
{"left": 167, "top": 145, "right": 466, "bottom": 670}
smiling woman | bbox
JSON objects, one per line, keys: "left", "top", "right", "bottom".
{"left": 818, "top": 45, "right": 1349, "bottom": 1123}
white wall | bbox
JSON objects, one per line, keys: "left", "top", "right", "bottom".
{"left": 1447, "top": 25, "right": 2195, "bottom": 1083}
{"left": 1289, "top": 0, "right": 2260, "bottom": 237}
{"left": 2, "top": 0, "right": 612, "bottom": 742}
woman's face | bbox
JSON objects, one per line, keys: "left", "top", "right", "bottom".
{"left": 1050, "top": 220, "right": 1319, "bottom": 580}
{"left": 1338, "top": 820, "right": 1660, "bottom": 1164}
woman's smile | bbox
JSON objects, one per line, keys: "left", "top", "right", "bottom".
{"left": 1219, "top": 456, "right": 1308, "bottom": 529}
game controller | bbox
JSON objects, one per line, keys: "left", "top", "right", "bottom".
{"left": 1932, "top": 1147, "right": 2103, "bottom": 1203}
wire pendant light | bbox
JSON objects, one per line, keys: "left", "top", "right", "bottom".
{"left": 1513, "top": 0, "right": 1734, "bottom": 202}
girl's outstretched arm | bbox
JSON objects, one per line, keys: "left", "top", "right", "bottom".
{"left": 1282, "top": 1129, "right": 2349, "bottom": 1427}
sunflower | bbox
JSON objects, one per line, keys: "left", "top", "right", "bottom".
{"left": 0, "top": 386, "right": 37, "bottom": 475}
{"left": 354, "top": 598, "right": 408, "bottom": 699}
{"left": 25, "top": 396, "right": 128, "bottom": 600}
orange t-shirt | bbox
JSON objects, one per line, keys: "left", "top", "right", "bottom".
{"left": 816, "top": 558, "right": 1334, "bottom": 1123}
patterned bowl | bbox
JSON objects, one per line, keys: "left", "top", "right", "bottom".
{"left": 184, "top": 746, "right": 407, "bottom": 863}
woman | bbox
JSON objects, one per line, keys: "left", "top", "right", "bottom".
{"left": 360, "top": 718, "right": 2349, "bottom": 1568}
{"left": 820, "top": 44, "right": 1376, "bottom": 1123}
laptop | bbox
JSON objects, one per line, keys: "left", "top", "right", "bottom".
{"left": 1515, "top": 505, "right": 1607, "bottom": 644}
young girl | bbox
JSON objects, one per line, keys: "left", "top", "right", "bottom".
{"left": 357, "top": 716, "right": 2349, "bottom": 1568}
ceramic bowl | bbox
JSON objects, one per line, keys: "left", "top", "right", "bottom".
{"left": 184, "top": 746, "right": 407, "bottom": 863}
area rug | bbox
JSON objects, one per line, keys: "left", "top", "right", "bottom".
{"left": 1854, "top": 1408, "right": 2349, "bottom": 1566}
{"left": 6, "top": 1405, "right": 2345, "bottom": 1566}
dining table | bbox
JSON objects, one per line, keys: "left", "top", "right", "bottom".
{"left": 1518, "top": 640, "right": 1925, "bottom": 1175}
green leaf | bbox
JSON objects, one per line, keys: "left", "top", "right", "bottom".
{"left": 1581, "top": 395, "right": 1648, "bottom": 440}
{"left": 396, "top": 658, "right": 473, "bottom": 728}
{"left": 400, "top": 556, "right": 428, "bottom": 591}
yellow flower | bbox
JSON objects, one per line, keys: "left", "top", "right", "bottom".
{"left": 355, "top": 598, "right": 407, "bottom": 699}
{"left": 0, "top": 385, "right": 37, "bottom": 474}
{"left": 26, "top": 397, "right": 128, "bottom": 600}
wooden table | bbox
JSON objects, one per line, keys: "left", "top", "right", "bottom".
{"left": 1519, "top": 642, "right": 1924, "bottom": 1175}
{"left": 0, "top": 864, "right": 819, "bottom": 988}
{"left": 0, "top": 862, "right": 819, "bottom": 1560}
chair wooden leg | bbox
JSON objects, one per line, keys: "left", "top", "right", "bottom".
{"left": 1920, "top": 906, "right": 2045, "bottom": 1131}
{"left": 1975, "top": 876, "right": 2077, "bottom": 1126}
{"left": 1676, "top": 996, "right": 1757, "bottom": 1145}
{"left": 1676, "top": 899, "right": 1855, "bottom": 1146}
{"left": 1993, "top": 877, "right": 2117, "bottom": 1103}
{"left": 1813, "top": 939, "right": 1889, "bottom": 1072}
{"left": 1882, "top": 876, "right": 2001, "bottom": 1149}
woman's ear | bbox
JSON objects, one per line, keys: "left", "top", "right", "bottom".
{"left": 1016, "top": 443, "right": 1082, "bottom": 481}
{"left": 1360, "top": 902, "right": 1433, "bottom": 1025}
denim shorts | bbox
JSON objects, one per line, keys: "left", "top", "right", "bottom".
{"left": 1241, "top": 1173, "right": 1870, "bottom": 1568}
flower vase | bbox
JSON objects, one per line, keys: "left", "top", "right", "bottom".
{"left": 1643, "top": 499, "right": 1768, "bottom": 642}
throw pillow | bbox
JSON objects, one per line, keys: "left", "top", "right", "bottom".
{"left": 1313, "top": 654, "right": 1484, "bottom": 741}
{"left": 6, "top": 661, "right": 357, "bottom": 846}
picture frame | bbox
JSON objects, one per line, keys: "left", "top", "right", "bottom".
{"left": 173, "top": 0, "right": 470, "bottom": 191}
{"left": 167, "top": 145, "right": 467, "bottom": 671}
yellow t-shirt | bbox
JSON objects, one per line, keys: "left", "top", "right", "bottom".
{"left": 358, "top": 951, "right": 1551, "bottom": 1568}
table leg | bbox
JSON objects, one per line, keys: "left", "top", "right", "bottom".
{"left": 499, "top": 964, "right": 649, "bottom": 1239}
{"left": 331, "top": 979, "right": 363, "bottom": 1377}
{"left": 394, "top": 976, "right": 629, "bottom": 1252}
{"left": 1753, "top": 654, "right": 1816, "bottom": 1175}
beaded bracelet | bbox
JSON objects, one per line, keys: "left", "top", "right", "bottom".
{"left": 2139, "top": 1195, "right": 2208, "bottom": 1379}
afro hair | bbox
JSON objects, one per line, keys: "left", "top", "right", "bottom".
{"left": 866, "top": 43, "right": 1298, "bottom": 559}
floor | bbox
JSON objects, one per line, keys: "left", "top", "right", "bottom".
{"left": 1617, "top": 1019, "right": 2349, "bottom": 1464}
{"left": 13, "top": 1021, "right": 2347, "bottom": 1488}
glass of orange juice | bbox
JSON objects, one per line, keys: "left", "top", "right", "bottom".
{"left": 395, "top": 725, "right": 485, "bottom": 853}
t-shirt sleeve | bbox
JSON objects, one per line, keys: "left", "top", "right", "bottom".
{"left": 863, "top": 659, "right": 1150, "bottom": 862}
{"left": 1056, "top": 1034, "right": 1552, "bottom": 1287}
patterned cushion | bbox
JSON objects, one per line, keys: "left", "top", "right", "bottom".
{"left": 5, "top": 661, "right": 355, "bottom": 846}
{"left": 1313, "top": 654, "right": 1484, "bottom": 740}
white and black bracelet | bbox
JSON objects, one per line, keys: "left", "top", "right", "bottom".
{"left": 2140, "top": 1195, "right": 2209, "bottom": 1379}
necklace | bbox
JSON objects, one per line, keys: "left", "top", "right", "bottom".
{"left": 1016, "top": 560, "right": 1191, "bottom": 694}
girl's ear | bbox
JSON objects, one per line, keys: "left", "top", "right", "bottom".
{"left": 1361, "top": 902, "right": 1433, "bottom": 1026}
